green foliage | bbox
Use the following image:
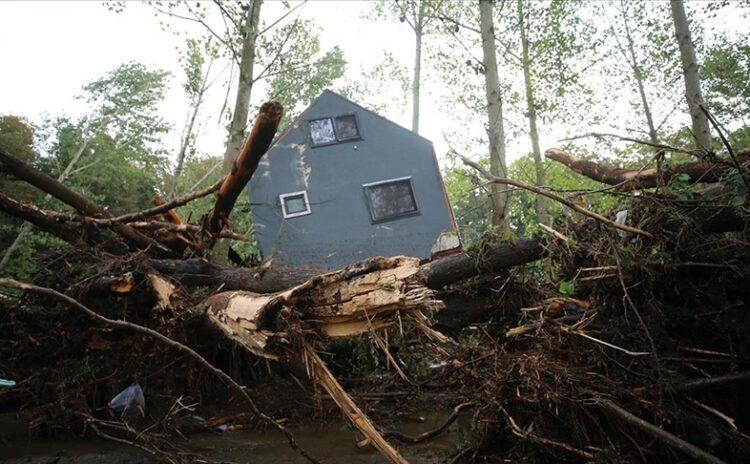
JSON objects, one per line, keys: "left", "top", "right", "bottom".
{"left": 261, "top": 19, "right": 346, "bottom": 127}
{"left": 558, "top": 279, "right": 575, "bottom": 297}
{"left": 442, "top": 158, "right": 491, "bottom": 247}
{"left": 507, "top": 153, "right": 622, "bottom": 235}
{"left": 703, "top": 38, "right": 750, "bottom": 146}
{"left": 180, "top": 38, "right": 207, "bottom": 98}
{"left": 1, "top": 62, "right": 171, "bottom": 278}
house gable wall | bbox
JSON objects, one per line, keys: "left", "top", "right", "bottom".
{"left": 248, "top": 91, "right": 457, "bottom": 269}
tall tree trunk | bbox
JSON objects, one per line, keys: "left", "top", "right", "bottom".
{"left": 517, "top": 0, "right": 549, "bottom": 226}
{"left": 222, "top": 0, "right": 262, "bottom": 174}
{"left": 669, "top": 0, "right": 712, "bottom": 150}
{"left": 479, "top": 0, "right": 508, "bottom": 230}
{"left": 411, "top": 7, "right": 424, "bottom": 133}
{"left": 171, "top": 61, "right": 212, "bottom": 198}
{"left": 620, "top": 2, "right": 659, "bottom": 145}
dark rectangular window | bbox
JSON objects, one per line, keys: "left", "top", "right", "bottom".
{"left": 363, "top": 177, "right": 418, "bottom": 222}
{"left": 309, "top": 113, "right": 361, "bottom": 147}
{"left": 334, "top": 114, "right": 360, "bottom": 140}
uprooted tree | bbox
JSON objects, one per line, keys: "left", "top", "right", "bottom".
{"left": 2, "top": 101, "right": 750, "bottom": 464}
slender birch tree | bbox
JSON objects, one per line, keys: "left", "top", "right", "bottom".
{"left": 479, "top": 0, "right": 508, "bottom": 230}
{"left": 670, "top": 0, "right": 713, "bottom": 150}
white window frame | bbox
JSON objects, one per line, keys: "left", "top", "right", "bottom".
{"left": 280, "top": 190, "right": 311, "bottom": 219}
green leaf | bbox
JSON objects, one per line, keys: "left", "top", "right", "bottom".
{"left": 559, "top": 280, "right": 575, "bottom": 297}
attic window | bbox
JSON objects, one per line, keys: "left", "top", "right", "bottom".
{"left": 309, "top": 118, "right": 336, "bottom": 146}
{"left": 363, "top": 177, "right": 419, "bottom": 223}
{"left": 334, "top": 114, "right": 360, "bottom": 140}
{"left": 309, "top": 113, "right": 360, "bottom": 146}
{"left": 280, "top": 191, "right": 311, "bottom": 218}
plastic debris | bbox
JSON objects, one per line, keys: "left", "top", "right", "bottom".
{"left": 108, "top": 383, "right": 145, "bottom": 418}
{"left": 0, "top": 379, "right": 16, "bottom": 388}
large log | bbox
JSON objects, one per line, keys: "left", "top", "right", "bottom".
{"left": 203, "top": 101, "right": 283, "bottom": 238}
{"left": 545, "top": 148, "right": 750, "bottom": 191}
{"left": 149, "top": 238, "right": 546, "bottom": 294}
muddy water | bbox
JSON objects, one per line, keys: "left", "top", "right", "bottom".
{"left": 0, "top": 411, "right": 467, "bottom": 464}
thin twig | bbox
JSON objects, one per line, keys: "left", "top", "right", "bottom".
{"left": 598, "top": 399, "right": 726, "bottom": 464}
{"left": 383, "top": 402, "right": 475, "bottom": 444}
{"left": 57, "top": 180, "right": 223, "bottom": 226}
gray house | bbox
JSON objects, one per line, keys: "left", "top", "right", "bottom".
{"left": 247, "top": 90, "right": 460, "bottom": 269}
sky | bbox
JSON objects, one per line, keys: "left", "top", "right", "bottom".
{"left": 0, "top": 1, "right": 455, "bottom": 165}
{"left": 0, "top": 1, "right": 744, "bottom": 173}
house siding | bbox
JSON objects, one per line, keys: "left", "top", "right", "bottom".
{"left": 248, "top": 90, "right": 458, "bottom": 269}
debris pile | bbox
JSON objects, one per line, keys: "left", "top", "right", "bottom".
{"left": 1, "top": 101, "right": 750, "bottom": 463}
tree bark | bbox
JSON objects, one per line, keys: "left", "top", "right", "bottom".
{"left": 411, "top": 6, "right": 424, "bottom": 134}
{"left": 222, "top": 0, "right": 263, "bottom": 174}
{"left": 517, "top": 0, "right": 549, "bottom": 226}
{"left": 670, "top": 0, "right": 712, "bottom": 151}
{"left": 479, "top": 0, "right": 509, "bottom": 230}
{"left": 150, "top": 238, "right": 545, "bottom": 294}
{"left": 545, "top": 147, "right": 750, "bottom": 191}
{"left": 619, "top": 0, "right": 659, "bottom": 145}
{"left": 0, "top": 192, "right": 87, "bottom": 247}
{"left": 204, "top": 101, "right": 282, "bottom": 239}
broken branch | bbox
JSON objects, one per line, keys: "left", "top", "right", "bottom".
{"left": 203, "top": 101, "right": 283, "bottom": 238}
{"left": 598, "top": 399, "right": 726, "bottom": 464}
{"left": 545, "top": 147, "right": 750, "bottom": 191}
{"left": 460, "top": 154, "right": 654, "bottom": 238}
{"left": 0, "top": 278, "right": 321, "bottom": 464}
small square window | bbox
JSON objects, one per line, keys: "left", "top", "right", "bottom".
{"left": 280, "top": 191, "right": 311, "bottom": 218}
{"left": 363, "top": 178, "right": 419, "bottom": 223}
{"left": 309, "top": 118, "right": 336, "bottom": 145}
{"left": 334, "top": 114, "right": 360, "bottom": 140}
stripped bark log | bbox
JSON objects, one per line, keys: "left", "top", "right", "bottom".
{"left": 545, "top": 148, "right": 750, "bottom": 191}
{"left": 203, "top": 101, "right": 283, "bottom": 239}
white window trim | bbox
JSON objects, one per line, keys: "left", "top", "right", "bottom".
{"left": 280, "top": 190, "right": 311, "bottom": 219}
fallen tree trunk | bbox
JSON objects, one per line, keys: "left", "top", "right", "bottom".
{"left": 545, "top": 148, "right": 750, "bottom": 191}
{"left": 149, "top": 238, "right": 546, "bottom": 294}
{"left": 203, "top": 101, "right": 283, "bottom": 239}
{"left": 0, "top": 192, "right": 89, "bottom": 247}
{"left": 0, "top": 149, "right": 173, "bottom": 257}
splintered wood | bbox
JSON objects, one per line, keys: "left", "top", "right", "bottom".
{"left": 204, "top": 256, "right": 446, "bottom": 464}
